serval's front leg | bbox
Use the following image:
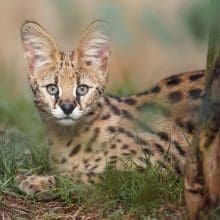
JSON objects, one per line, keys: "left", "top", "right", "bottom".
{"left": 16, "top": 171, "right": 100, "bottom": 200}
{"left": 16, "top": 174, "right": 56, "bottom": 199}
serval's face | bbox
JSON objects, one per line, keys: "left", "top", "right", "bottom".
{"left": 20, "top": 21, "right": 110, "bottom": 126}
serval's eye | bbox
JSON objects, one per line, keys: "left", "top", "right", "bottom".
{"left": 46, "top": 84, "right": 59, "bottom": 95}
{"left": 76, "top": 85, "right": 89, "bottom": 96}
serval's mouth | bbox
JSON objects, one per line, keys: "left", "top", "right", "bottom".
{"left": 55, "top": 116, "right": 78, "bottom": 126}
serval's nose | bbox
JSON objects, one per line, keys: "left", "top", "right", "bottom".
{"left": 60, "top": 103, "right": 76, "bottom": 115}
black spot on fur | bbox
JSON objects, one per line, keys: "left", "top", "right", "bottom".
{"left": 189, "top": 72, "right": 204, "bottom": 81}
{"left": 101, "top": 113, "right": 111, "bottom": 120}
{"left": 166, "top": 75, "right": 182, "bottom": 86}
{"left": 118, "top": 127, "right": 125, "bottom": 133}
{"left": 122, "top": 109, "right": 133, "bottom": 120}
{"left": 168, "top": 91, "right": 183, "bottom": 103}
{"left": 150, "top": 85, "right": 161, "bottom": 93}
{"left": 86, "top": 111, "right": 95, "bottom": 116}
{"left": 123, "top": 98, "right": 137, "bottom": 105}
{"left": 122, "top": 144, "right": 129, "bottom": 149}
{"left": 108, "top": 95, "right": 122, "bottom": 102}
{"left": 188, "top": 89, "right": 203, "bottom": 100}
{"left": 85, "top": 127, "right": 100, "bottom": 152}
{"left": 48, "top": 178, "right": 54, "bottom": 184}
{"left": 154, "top": 143, "right": 165, "bottom": 154}
{"left": 29, "top": 184, "right": 34, "bottom": 189}
{"left": 107, "top": 126, "right": 116, "bottom": 133}
{"left": 136, "top": 90, "right": 149, "bottom": 97}
{"left": 175, "top": 118, "right": 184, "bottom": 128}
{"left": 124, "top": 130, "right": 135, "bottom": 138}
{"left": 109, "top": 160, "right": 117, "bottom": 164}
{"left": 104, "top": 96, "right": 111, "bottom": 105}
{"left": 157, "top": 132, "right": 169, "bottom": 141}
{"left": 143, "top": 148, "right": 152, "bottom": 155}
{"left": 54, "top": 75, "right": 58, "bottom": 84}
{"left": 110, "top": 144, "right": 116, "bottom": 149}
{"left": 96, "top": 87, "right": 102, "bottom": 95}
{"left": 97, "top": 102, "right": 102, "bottom": 108}
{"left": 88, "top": 179, "right": 95, "bottom": 184}
{"left": 130, "top": 149, "right": 137, "bottom": 155}
{"left": 69, "top": 144, "right": 81, "bottom": 157}
{"left": 173, "top": 141, "right": 185, "bottom": 156}
{"left": 32, "top": 84, "right": 39, "bottom": 96}
{"left": 66, "top": 139, "right": 73, "bottom": 147}
{"left": 110, "top": 155, "right": 117, "bottom": 159}
{"left": 90, "top": 165, "right": 98, "bottom": 171}
{"left": 72, "top": 165, "right": 79, "bottom": 170}
{"left": 85, "top": 164, "right": 90, "bottom": 169}
{"left": 95, "top": 157, "right": 101, "bottom": 162}
{"left": 185, "top": 121, "right": 195, "bottom": 134}
{"left": 105, "top": 96, "right": 121, "bottom": 115}
{"left": 83, "top": 159, "right": 89, "bottom": 164}
{"left": 110, "top": 105, "right": 121, "bottom": 115}
{"left": 174, "top": 164, "right": 182, "bottom": 175}
{"left": 118, "top": 127, "right": 135, "bottom": 139}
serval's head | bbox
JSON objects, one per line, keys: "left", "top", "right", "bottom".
{"left": 21, "top": 21, "right": 110, "bottom": 126}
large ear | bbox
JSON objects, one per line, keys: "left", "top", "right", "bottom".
{"left": 76, "top": 21, "right": 111, "bottom": 73}
{"left": 20, "top": 21, "right": 60, "bottom": 74}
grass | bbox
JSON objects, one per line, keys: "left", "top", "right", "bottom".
{"left": 0, "top": 76, "right": 185, "bottom": 219}
{"left": 0, "top": 134, "right": 184, "bottom": 218}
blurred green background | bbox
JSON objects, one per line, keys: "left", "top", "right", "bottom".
{"left": 0, "top": 0, "right": 212, "bottom": 136}
{"left": 0, "top": 1, "right": 219, "bottom": 217}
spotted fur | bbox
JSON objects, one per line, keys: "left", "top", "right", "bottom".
{"left": 19, "top": 21, "right": 205, "bottom": 196}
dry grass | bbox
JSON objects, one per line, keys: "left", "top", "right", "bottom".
{"left": 0, "top": 195, "right": 185, "bottom": 219}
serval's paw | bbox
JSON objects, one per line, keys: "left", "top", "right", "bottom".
{"left": 16, "top": 175, "right": 56, "bottom": 200}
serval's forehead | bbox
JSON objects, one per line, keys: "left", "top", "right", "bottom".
{"left": 57, "top": 51, "right": 79, "bottom": 87}
{"left": 59, "top": 51, "right": 75, "bottom": 71}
